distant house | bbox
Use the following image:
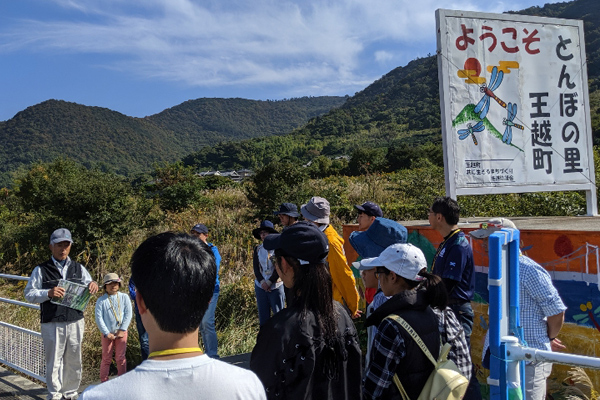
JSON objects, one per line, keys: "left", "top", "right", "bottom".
{"left": 196, "top": 169, "right": 253, "bottom": 182}
{"left": 219, "top": 170, "right": 241, "bottom": 182}
{"left": 237, "top": 169, "right": 254, "bottom": 179}
{"left": 197, "top": 171, "right": 221, "bottom": 177}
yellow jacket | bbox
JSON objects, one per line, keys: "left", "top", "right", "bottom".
{"left": 324, "top": 225, "right": 359, "bottom": 315}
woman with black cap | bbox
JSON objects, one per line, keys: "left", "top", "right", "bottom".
{"left": 252, "top": 220, "right": 284, "bottom": 326}
{"left": 249, "top": 221, "right": 362, "bottom": 400}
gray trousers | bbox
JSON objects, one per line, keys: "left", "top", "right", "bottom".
{"left": 41, "top": 319, "right": 84, "bottom": 400}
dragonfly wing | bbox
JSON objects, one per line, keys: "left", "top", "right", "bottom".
{"left": 474, "top": 96, "right": 487, "bottom": 114}
{"left": 491, "top": 69, "right": 504, "bottom": 91}
{"left": 573, "top": 313, "right": 589, "bottom": 322}
{"left": 503, "top": 126, "right": 512, "bottom": 144}
{"left": 508, "top": 103, "right": 517, "bottom": 120}
{"left": 489, "top": 66, "right": 498, "bottom": 87}
{"left": 479, "top": 98, "right": 490, "bottom": 119}
{"left": 473, "top": 121, "right": 485, "bottom": 132}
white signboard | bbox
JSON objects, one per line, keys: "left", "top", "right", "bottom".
{"left": 436, "top": 10, "right": 597, "bottom": 215}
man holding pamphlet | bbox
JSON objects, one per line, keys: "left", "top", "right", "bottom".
{"left": 24, "top": 228, "right": 98, "bottom": 400}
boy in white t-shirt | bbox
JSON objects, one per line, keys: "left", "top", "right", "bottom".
{"left": 81, "top": 232, "right": 266, "bottom": 400}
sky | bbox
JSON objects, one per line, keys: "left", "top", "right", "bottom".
{"left": 0, "top": 0, "right": 555, "bottom": 122}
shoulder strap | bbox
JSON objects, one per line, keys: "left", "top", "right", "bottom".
{"left": 385, "top": 314, "right": 437, "bottom": 366}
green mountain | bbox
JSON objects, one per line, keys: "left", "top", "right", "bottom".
{"left": 183, "top": 0, "right": 600, "bottom": 171}
{"left": 0, "top": 96, "right": 346, "bottom": 187}
{"left": 1, "top": 0, "right": 598, "bottom": 185}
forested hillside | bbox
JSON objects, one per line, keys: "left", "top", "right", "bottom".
{"left": 183, "top": 0, "right": 600, "bottom": 171}
{"left": 1, "top": 0, "right": 598, "bottom": 184}
{"left": 0, "top": 96, "right": 346, "bottom": 187}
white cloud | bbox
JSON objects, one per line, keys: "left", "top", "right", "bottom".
{"left": 0, "top": 0, "right": 551, "bottom": 96}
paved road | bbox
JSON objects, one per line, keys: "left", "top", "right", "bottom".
{"left": 0, "top": 353, "right": 251, "bottom": 399}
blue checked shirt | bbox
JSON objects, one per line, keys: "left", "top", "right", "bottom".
{"left": 363, "top": 317, "right": 407, "bottom": 399}
{"left": 519, "top": 255, "right": 566, "bottom": 351}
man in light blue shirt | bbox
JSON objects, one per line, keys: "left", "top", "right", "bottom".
{"left": 24, "top": 228, "right": 99, "bottom": 400}
{"left": 190, "top": 223, "right": 221, "bottom": 358}
{"left": 471, "top": 218, "right": 566, "bottom": 400}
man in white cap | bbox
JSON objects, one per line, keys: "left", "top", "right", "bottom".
{"left": 24, "top": 228, "right": 98, "bottom": 400}
{"left": 470, "top": 218, "right": 566, "bottom": 400}
{"left": 301, "top": 196, "right": 360, "bottom": 318}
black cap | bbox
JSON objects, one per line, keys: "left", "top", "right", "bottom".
{"left": 263, "top": 221, "right": 329, "bottom": 265}
{"left": 191, "top": 224, "right": 209, "bottom": 234}
{"left": 252, "top": 220, "right": 278, "bottom": 239}
{"left": 273, "top": 203, "right": 300, "bottom": 218}
{"left": 354, "top": 201, "right": 383, "bottom": 217}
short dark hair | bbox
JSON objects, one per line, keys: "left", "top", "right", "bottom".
{"left": 431, "top": 197, "right": 460, "bottom": 225}
{"left": 131, "top": 232, "right": 216, "bottom": 333}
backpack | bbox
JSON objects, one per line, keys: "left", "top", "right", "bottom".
{"left": 386, "top": 314, "right": 469, "bottom": 400}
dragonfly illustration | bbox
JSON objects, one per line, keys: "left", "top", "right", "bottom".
{"left": 573, "top": 302, "right": 600, "bottom": 333}
{"left": 474, "top": 66, "right": 507, "bottom": 120}
{"left": 502, "top": 102, "right": 525, "bottom": 145}
{"left": 457, "top": 121, "right": 484, "bottom": 145}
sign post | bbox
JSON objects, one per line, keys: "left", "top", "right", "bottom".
{"left": 436, "top": 9, "right": 597, "bottom": 216}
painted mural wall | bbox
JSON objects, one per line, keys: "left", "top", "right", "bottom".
{"left": 343, "top": 223, "right": 600, "bottom": 395}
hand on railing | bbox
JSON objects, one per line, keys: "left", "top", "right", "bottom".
{"left": 551, "top": 338, "right": 566, "bottom": 352}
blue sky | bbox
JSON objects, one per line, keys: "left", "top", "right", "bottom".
{"left": 0, "top": 0, "right": 554, "bottom": 122}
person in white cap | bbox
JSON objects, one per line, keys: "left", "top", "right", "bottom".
{"left": 94, "top": 273, "right": 132, "bottom": 382}
{"left": 301, "top": 196, "right": 360, "bottom": 318}
{"left": 470, "top": 218, "right": 566, "bottom": 400}
{"left": 362, "top": 243, "right": 447, "bottom": 400}
{"left": 24, "top": 228, "right": 99, "bottom": 400}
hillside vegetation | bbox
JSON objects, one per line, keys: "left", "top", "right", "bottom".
{"left": 183, "top": 0, "right": 600, "bottom": 171}
{"left": 0, "top": 96, "right": 346, "bottom": 187}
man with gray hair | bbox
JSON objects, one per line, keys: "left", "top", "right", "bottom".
{"left": 471, "top": 218, "right": 566, "bottom": 400}
{"left": 301, "top": 196, "right": 360, "bottom": 318}
{"left": 24, "top": 228, "right": 99, "bottom": 400}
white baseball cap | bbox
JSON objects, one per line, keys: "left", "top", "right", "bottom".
{"left": 360, "top": 243, "right": 426, "bottom": 281}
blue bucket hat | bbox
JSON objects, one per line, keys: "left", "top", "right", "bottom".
{"left": 349, "top": 217, "right": 408, "bottom": 258}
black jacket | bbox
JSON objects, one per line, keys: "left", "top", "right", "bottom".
{"left": 250, "top": 301, "right": 362, "bottom": 400}
{"left": 365, "top": 288, "right": 440, "bottom": 400}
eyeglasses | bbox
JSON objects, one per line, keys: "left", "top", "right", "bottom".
{"left": 480, "top": 222, "right": 503, "bottom": 230}
{"left": 374, "top": 268, "right": 390, "bottom": 279}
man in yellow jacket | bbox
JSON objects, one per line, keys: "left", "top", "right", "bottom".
{"left": 301, "top": 196, "right": 360, "bottom": 318}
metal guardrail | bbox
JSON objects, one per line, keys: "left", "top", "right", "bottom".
{"left": 0, "top": 274, "right": 45, "bottom": 382}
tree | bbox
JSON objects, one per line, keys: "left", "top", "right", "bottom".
{"left": 147, "top": 162, "right": 209, "bottom": 212}
{"left": 13, "top": 158, "right": 152, "bottom": 246}
{"left": 348, "top": 148, "right": 386, "bottom": 176}
{"left": 246, "top": 161, "right": 308, "bottom": 216}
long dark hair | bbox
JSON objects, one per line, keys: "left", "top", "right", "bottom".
{"left": 279, "top": 252, "right": 339, "bottom": 342}
{"left": 403, "top": 269, "right": 449, "bottom": 311}
{"left": 280, "top": 253, "right": 343, "bottom": 379}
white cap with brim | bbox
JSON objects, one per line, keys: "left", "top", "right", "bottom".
{"left": 360, "top": 243, "right": 426, "bottom": 282}
{"left": 469, "top": 218, "right": 517, "bottom": 239}
{"left": 356, "top": 257, "right": 380, "bottom": 270}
